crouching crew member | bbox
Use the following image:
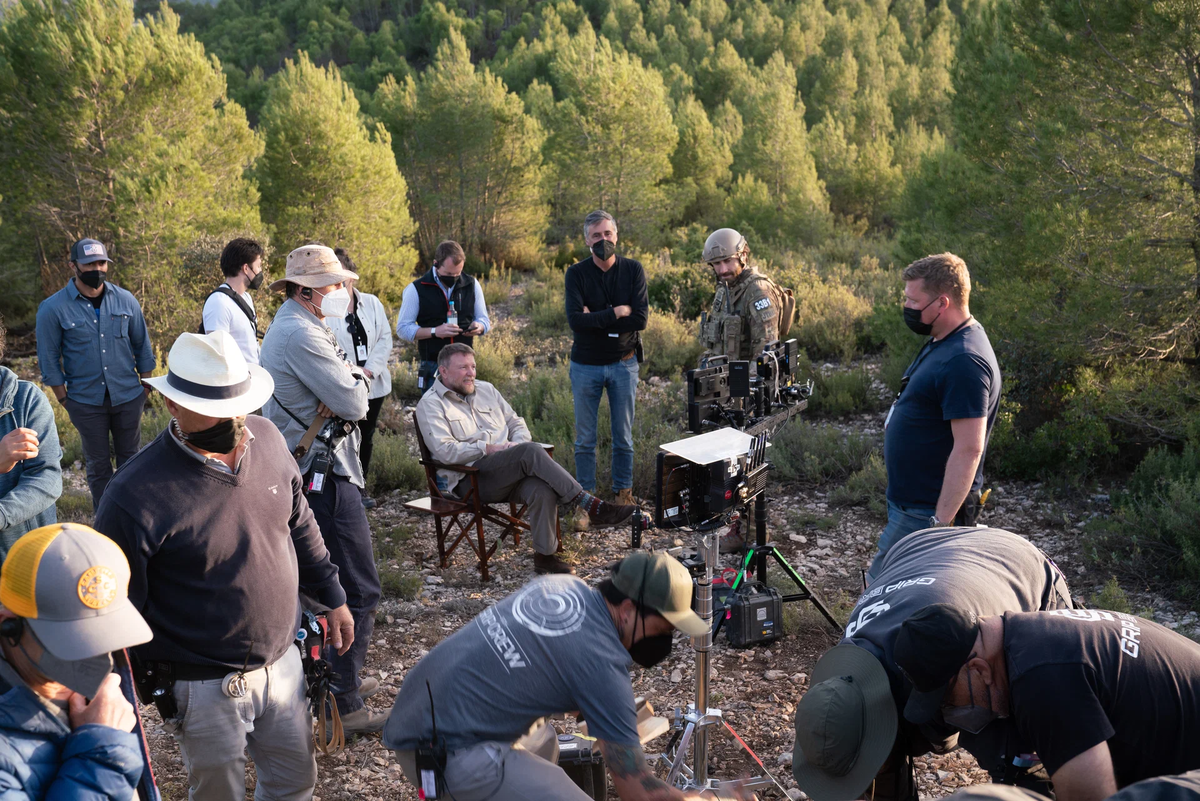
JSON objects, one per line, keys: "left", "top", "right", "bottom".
{"left": 384, "top": 553, "right": 711, "bottom": 801}
{"left": 96, "top": 331, "right": 355, "bottom": 801}
{"left": 895, "top": 604, "right": 1200, "bottom": 801}
{"left": 416, "top": 343, "right": 637, "bottom": 576}
{"left": 0, "top": 523, "right": 153, "bottom": 800}
{"left": 791, "top": 527, "right": 1073, "bottom": 801}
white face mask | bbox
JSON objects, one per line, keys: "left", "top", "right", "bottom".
{"left": 317, "top": 287, "right": 350, "bottom": 319}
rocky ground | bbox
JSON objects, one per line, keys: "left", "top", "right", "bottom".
{"left": 135, "top": 399, "right": 1198, "bottom": 801}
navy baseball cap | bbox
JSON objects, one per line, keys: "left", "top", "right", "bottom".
{"left": 70, "top": 238, "right": 111, "bottom": 265}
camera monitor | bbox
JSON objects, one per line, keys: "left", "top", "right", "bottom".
{"left": 652, "top": 428, "right": 764, "bottom": 529}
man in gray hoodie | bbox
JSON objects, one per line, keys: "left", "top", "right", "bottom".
{"left": 261, "top": 244, "right": 386, "bottom": 735}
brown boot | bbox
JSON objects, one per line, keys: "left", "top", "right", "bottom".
{"left": 589, "top": 500, "right": 638, "bottom": 528}
{"left": 614, "top": 488, "right": 635, "bottom": 506}
{"left": 534, "top": 552, "right": 577, "bottom": 575}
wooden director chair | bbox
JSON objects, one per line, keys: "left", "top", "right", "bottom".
{"left": 405, "top": 423, "right": 561, "bottom": 581}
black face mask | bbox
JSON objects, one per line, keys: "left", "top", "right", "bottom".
{"left": 626, "top": 607, "right": 673, "bottom": 668}
{"left": 76, "top": 267, "right": 106, "bottom": 289}
{"left": 179, "top": 417, "right": 245, "bottom": 454}
{"left": 435, "top": 268, "right": 458, "bottom": 289}
{"left": 591, "top": 239, "right": 616, "bottom": 261}
{"left": 247, "top": 269, "right": 265, "bottom": 291}
{"left": 903, "top": 297, "right": 942, "bottom": 336}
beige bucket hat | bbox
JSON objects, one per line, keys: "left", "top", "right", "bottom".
{"left": 269, "top": 244, "right": 359, "bottom": 291}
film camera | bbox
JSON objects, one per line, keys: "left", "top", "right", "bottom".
{"left": 686, "top": 339, "right": 810, "bottom": 434}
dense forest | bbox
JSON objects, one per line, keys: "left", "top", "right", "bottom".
{"left": 0, "top": 0, "right": 1197, "bottom": 583}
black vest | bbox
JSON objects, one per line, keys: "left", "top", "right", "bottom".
{"left": 414, "top": 266, "right": 477, "bottom": 362}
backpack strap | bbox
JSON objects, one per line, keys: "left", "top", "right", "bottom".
{"left": 201, "top": 286, "right": 262, "bottom": 339}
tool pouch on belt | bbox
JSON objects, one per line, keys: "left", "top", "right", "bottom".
{"left": 129, "top": 653, "right": 179, "bottom": 721}
{"left": 955, "top": 490, "right": 984, "bottom": 526}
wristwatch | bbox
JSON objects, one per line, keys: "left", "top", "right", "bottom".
{"left": 928, "top": 515, "right": 944, "bottom": 528}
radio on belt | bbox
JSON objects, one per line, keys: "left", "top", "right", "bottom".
{"left": 726, "top": 583, "right": 783, "bottom": 648}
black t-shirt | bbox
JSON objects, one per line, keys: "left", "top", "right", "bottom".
{"left": 1112, "top": 771, "right": 1200, "bottom": 801}
{"left": 1004, "top": 609, "right": 1200, "bottom": 784}
{"left": 883, "top": 323, "right": 1001, "bottom": 506}
{"left": 88, "top": 285, "right": 106, "bottom": 309}
{"left": 564, "top": 256, "right": 649, "bottom": 365}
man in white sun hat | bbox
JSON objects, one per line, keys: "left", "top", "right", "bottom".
{"left": 0, "top": 522, "right": 153, "bottom": 799}
{"left": 95, "top": 329, "right": 355, "bottom": 801}
{"left": 259, "top": 244, "right": 385, "bottom": 735}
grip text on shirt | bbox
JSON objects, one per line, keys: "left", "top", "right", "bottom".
{"left": 1048, "top": 609, "right": 1143, "bottom": 658}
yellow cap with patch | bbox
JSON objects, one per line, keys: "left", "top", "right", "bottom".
{"left": 0, "top": 523, "right": 151, "bottom": 660}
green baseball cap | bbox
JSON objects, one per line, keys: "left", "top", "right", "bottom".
{"left": 792, "top": 644, "right": 897, "bottom": 801}
{"left": 611, "top": 552, "right": 707, "bottom": 637}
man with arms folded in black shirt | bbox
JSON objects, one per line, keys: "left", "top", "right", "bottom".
{"left": 565, "top": 210, "right": 649, "bottom": 530}
{"left": 384, "top": 552, "right": 720, "bottom": 801}
{"left": 791, "top": 527, "right": 1073, "bottom": 801}
{"left": 875, "top": 253, "right": 1001, "bottom": 579}
{"left": 96, "top": 330, "right": 355, "bottom": 801}
{"left": 894, "top": 605, "right": 1200, "bottom": 801}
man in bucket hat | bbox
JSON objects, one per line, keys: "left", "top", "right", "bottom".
{"left": 96, "top": 330, "right": 355, "bottom": 801}
{"left": 260, "top": 245, "right": 386, "bottom": 735}
{"left": 385, "top": 552, "right": 709, "bottom": 801}
{"left": 0, "top": 522, "right": 153, "bottom": 799}
{"left": 792, "top": 527, "right": 1074, "bottom": 801}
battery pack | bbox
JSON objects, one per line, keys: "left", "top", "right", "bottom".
{"left": 726, "top": 583, "right": 783, "bottom": 648}
{"left": 556, "top": 734, "right": 608, "bottom": 800}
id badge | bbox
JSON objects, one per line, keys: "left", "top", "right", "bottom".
{"left": 356, "top": 344, "right": 368, "bottom": 362}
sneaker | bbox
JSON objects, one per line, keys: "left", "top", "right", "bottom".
{"left": 362, "top": 496, "right": 376, "bottom": 509}
{"left": 333, "top": 706, "right": 389, "bottom": 736}
{"left": 572, "top": 507, "right": 591, "bottom": 532}
{"left": 614, "top": 488, "right": 635, "bottom": 506}
{"left": 589, "top": 501, "right": 638, "bottom": 528}
{"left": 718, "top": 519, "right": 745, "bottom": 554}
{"left": 358, "top": 676, "right": 381, "bottom": 699}
{"left": 533, "top": 552, "right": 577, "bottom": 575}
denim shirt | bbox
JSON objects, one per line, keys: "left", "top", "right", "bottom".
{"left": 0, "top": 367, "right": 60, "bottom": 558}
{"left": 35, "top": 280, "right": 156, "bottom": 406}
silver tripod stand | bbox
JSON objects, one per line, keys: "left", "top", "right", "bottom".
{"left": 657, "top": 525, "right": 779, "bottom": 796}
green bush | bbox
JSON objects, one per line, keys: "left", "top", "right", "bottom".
{"left": 860, "top": 302, "right": 923, "bottom": 393}
{"left": 473, "top": 328, "right": 518, "bottom": 389}
{"left": 366, "top": 432, "right": 425, "bottom": 496}
{"left": 989, "top": 398, "right": 1117, "bottom": 481}
{"left": 50, "top": 392, "right": 82, "bottom": 467}
{"left": 645, "top": 260, "right": 712, "bottom": 320}
{"left": 391, "top": 360, "right": 422, "bottom": 400}
{"left": 641, "top": 310, "right": 703, "bottom": 379}
{"left": 828, "top": 453, "right": 887, "bottom": 514}
{"left": 518, "top": 264, "right": 567, "bottom": 334}
{"left": 1090, "top": 577, "right": 1132, "bottom": 614}
{"left": 808, "top": 368, "right": 884, "bottom": 418}
{"left": 140, "top": 401, "right": 172, "bottom": 443}
{"left": 788, "top": 274, "right": 874, "bottom": 363}
{"left": 481, "top": 267, "right": 514, "bottom": 306}
{"left": 770, "top": 422, "right": 880, "bottom": 484}
{"left": 55, "top": 489, "right": 93, "bottom": 523}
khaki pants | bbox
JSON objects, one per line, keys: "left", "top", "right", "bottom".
{"left": 396, "top": 721, "right": 593, "bottom": 801}
{"left": 466, "top": 442, "right": 582, "bottom": 556}
{"left": 166, "top": 646, "right": 316, "bottom": 801}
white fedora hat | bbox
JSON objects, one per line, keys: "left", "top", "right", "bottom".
{"left": 145, "top": 331, "right": 274, "bottom": 418}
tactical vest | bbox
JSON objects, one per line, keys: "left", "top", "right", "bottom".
{"left": 414, "top": 267, "right": 477, "bottom": 362}
{"left": 700, "top": 267, "right": 787, "bottom": 362}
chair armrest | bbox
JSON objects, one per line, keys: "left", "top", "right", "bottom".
{"left": 536, "top": 442, "right": 555, "bottom": 456}
{"left": 419, "top": 459, "right": 479, "bottom": 474}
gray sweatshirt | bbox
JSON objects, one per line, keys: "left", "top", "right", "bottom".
{"left": 261, "top": 298, "right": 369, "bottom": 487}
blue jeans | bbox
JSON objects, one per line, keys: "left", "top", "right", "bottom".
{"left": 570, "top": 358, "right": 639, "bottom": 493}
{"left": 867, "top": 499, "right": 937, "bottom": 581}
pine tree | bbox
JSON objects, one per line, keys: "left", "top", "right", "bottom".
{"left": 374, "top": 30, "right": 547, "bottom": 266}
{"left": 0, "top": 0, "right": 264, "bottom": 326}
{"left": 257, "top": 53, "right": 417, "bottom": 300}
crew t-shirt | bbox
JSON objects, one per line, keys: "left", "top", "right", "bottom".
{"left": 383, "top": 575, "right": 642, "bottom": 751}
{"left": 884, "top": 323, "right": 1000, "bottom": 506}
{"left": 202, "top": 284, "right": 259, "bottom": 366}
{"left": 1004, "top": 609, "right": 1200, "bottom": 784}
{"left": 844, "top": 527, "right": 1072, "bottom": 703}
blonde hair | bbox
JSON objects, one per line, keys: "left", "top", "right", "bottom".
{"left": 902, "top": 253, "right": 971, "bottom": 307}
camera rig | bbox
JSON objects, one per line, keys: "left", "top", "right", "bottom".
{"left": 686, "top": 339, "right": 810, "bottom": 435}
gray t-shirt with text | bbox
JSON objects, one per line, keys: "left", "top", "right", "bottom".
{"left": 384, "top": 575, "right": 641, "bottom": 751}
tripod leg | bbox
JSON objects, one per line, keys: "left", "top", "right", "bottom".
{"left": 754, "top": 495, "right": 768, "bottom": 584}
{"left": 768, "top": 548, "right": 844, "bottom": 634}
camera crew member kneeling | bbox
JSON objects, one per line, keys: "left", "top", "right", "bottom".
{"left": 0, "top": 523, "right": 153, "bottom": 800}
{"left": 97, "top": 331, "right": 355, "bottom": 801}
{"left": 385, "top": 553, "right": 712, "bottom": 801}
{"left": 260, "top": 245, "right": 385, "bottom": 735}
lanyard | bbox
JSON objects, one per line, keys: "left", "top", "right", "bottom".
{"left": 897, "top": 317, "right": 974, "bottom": 399}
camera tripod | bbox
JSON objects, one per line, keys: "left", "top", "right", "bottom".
{"left": 656, "top": 492, "right": 842, "bottom": 795}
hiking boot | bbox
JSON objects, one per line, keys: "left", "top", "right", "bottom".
{"left": 334, "top": 706, "right": 389, "bottom": 736}
{"left": 572, "top": 506, "right": 590, "bottom": 532}
{"left": 718, "top": 519, "right": 745, "bottom": 554}
{"left": 614, "top": 488, "right": 635, "bottom": 506}
{"left": 534, "top": 552, "right": 577, "bottom": 575}
{"left": 589, "top": 500, "right": 638, "bottom": 529}
{"left": 358, "top": 677, "right": 381, "bottom": 699}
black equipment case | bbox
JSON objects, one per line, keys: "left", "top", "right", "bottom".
{"left": 557, "top": 734, "right": 608, "bottom": 800}
{"left": 726, "top": 583, "right": 784, "bottom": 648}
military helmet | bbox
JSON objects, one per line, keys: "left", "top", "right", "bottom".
{"left": 702, "top": 228, "right": 748, "bottom": 265}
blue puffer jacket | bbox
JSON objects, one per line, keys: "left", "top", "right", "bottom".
{"left": 0, "top": 366, "right": 61, "bottom": 558}
{"left": 0, "top": 672, "right": 142, "bottom": 800}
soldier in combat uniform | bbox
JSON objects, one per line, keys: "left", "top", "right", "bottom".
{"left": 698, "top": 228, "right": 793, "bottom": 553}
{"left": 699, "top": 228, "right": 787, "bottom": 368}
